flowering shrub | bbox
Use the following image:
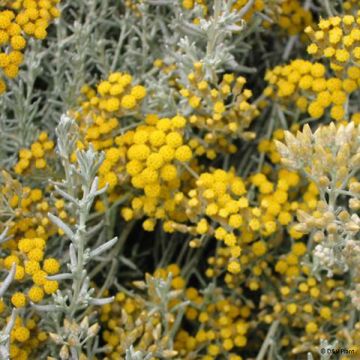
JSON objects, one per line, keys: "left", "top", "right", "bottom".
{"left": 2, "top": 1, "right": 360, "bottom": 360}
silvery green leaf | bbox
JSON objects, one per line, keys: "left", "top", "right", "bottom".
{"left": 85, "top": 220, "right": 105, "bottom": 238}
{"left": 119, "top": 256, "right": 140, "bottom": 271}
{"left": 83, "top": 248, "right": 91, "bottom": 264}
{"left": 87, "top": 287, "right": 95, "bottom": 298}
{"left": 88, "top": 177, "right": 107, "bottom": 197}
{"left": 0, "top": 346, "right": 9, "bottom": 359}
{"left": 0, "top": 308, "right": 17, "bottom": 359}
{"left": 89, "top": 237, "right": 118, "bottom": 258}
{"left": 56, "top": 114, "right": 79, "bottom": 158}
{"left": 125, "top": 346, "right": 153, "bottom": 360}
{"left": 54, "top": 186, "right": 79, "bottom": 206}
{"left": 53, "top": 291, "right": 68, "bottom": 307}
{"left": 30, "top": 303, "right": 61, "bottom": 312}
{"left": 169, "top": 301, "right": 188, "bottom": 340}
{"left": 0, "top": 263, "right": 16, "bottom": 298}
{"left": 88, "top": 296, "right": 114, "bottom": 306}
{"left": 0, "top": 227, "right": 9, "bottom": 244}
{"left": 226, "top": 24, "right": 243, "bottom": 32}
{"left": 47, "top": 273, "right": 73, "bottom": 281}
{"left": 79, "top": 276, "right": 90, "bottom": 298}
{"left": 89, "top": 176, "right": 99, "bottom": 195}
{"left": 178, "top": 20, "right": 205, "bottom": 37}
{"left": 145, "top": 0, "right": 174, "bottom": 4}
{"left": 4, "top": 308, "right": 17, "bottom": 335}
{"left": 170, "top": 300, "right": 190, "bottom": 312}
{"left": 76, "top": 146, "right": 104, "bottom": 183}
{"left": 48, "top": 213, "right": 75, "bottom": 241}
{"left": 69, "top": 244, "right": 77, "bottom": 268}
{"left": 93, "top": 185, "right": 107, "bottom": 197}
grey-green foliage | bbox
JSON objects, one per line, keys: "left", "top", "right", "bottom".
{"left": 33, "top": 115, "right": 118, "bottom": 359}
{"left": 125, "top": 346, "right": 153, "bottom": 360}
{"left": 0, "top": 0, "right": 260, "bottom": 168}
{"left": 0, "top": 0, "right": 126, "bottom": 166}
{"left": 137, "top": 0, "right": 257, "bottom": 114}
{"left": 0, "top": 309, "right": 17, "bottom": 360}
{"left": 0, "top": 227, "right": 16, "bottom": 359}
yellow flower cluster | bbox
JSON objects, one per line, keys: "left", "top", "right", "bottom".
{"left": 250, "top": 170, "right": 301, "bottom": 229}
{"left": 80, "top": 72, "right": 146, "bottom": 116}
{"left": 5, "top": 239, "right": 60, "bottom": 304}
{"left": 201, "top": 166, "right": 318, "bottom": 286}
{"left": 14, "top": 131, "right": 54, "bottom": 174}
{"left": 69, "top": 71, "right": 261, "bottom": 244}
{"left": 0, "top": 175, "right": 61, "bottom": 299}
{"left": 264, "top": 58, "right": 360, "bottom": 120}
{"left": 274, "top": 241, "right": 308, "bottom": 278}
{"left": 52, "top": 74, "right": 146, "bottom": 212}
{"left": 100, "top": 264, "right": 253, "bottom": 360}
{"left": 128, "top": 123, "right": 315, "bottom": 279}
{"left": 120, "top": 114, "right": 193, "bottom": 230}
{"left": 306, "top": 14, "right": 360, "bottom": 72}
{"left": 264, "top": 0, "right": 313, "bottom": 36}
{"left": 182, "top": 0, "right": 311, "bottom": 38}
{"left": 261, "top": 259, "right": 350, "bottom": 356}
{"left": 75, "top": 72, "right": 147, "bottom": 150}
{"left": 1, "top": 189, "right": 60, "bottom": 298}
{"left": 179, "top": 64, "right": 258, "bottom": 158}
{"left": 171, "top": 169, "right": 248, "bottom": 273}
{"left": 95, "top": 148, "right": 126, "bottom": 208}
{"left": 161, "top": 165, "right": 308, "bottom": 275}
{"left": 344, "top": 0, "right": 360, "bottom": 15}
{"left": 1, "top": 176, "right": 55, "bottom": 242}
{"left": 0, "top": 0, "right": 60, "bottom": 92}
{"left": 0, "top": 175, "right": 61, "bottom": 359}
{"left": 0, "top": 313, "right": 48, "bottom": 359}
{"left": 13, "top": 76, "right": 145, "bottom": 219}
{"left": 100, "top": 264, "right": 185, "bottom": 360}
{"left": 175, "top": 286, "right": 251, "bottom": 360}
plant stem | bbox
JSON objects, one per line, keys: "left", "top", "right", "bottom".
{"left": 256, "top": 320, "right": 280, "bottom": 360}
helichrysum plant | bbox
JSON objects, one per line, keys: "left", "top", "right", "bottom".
{"left": 3, "top": 0, "right": 360, "bottom": 359}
